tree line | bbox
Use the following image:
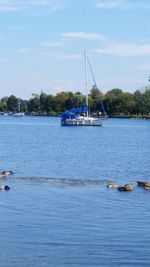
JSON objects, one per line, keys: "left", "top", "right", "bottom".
{"left": 0, "top": 87, "right": 150, "bottom": 118}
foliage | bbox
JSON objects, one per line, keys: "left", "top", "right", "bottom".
{"left": 0, "top": 87, "right": 150, "bottom": 117}
{"left": 7, "top": 95, "right": 18, "bottom": 112}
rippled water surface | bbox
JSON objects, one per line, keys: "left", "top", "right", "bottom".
{"left": 0, "top": 116, "right": 149, "bottom": 266}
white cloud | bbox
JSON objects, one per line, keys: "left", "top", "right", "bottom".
{"left": 96, "top": 42, "right": 150, "bottom": 56}
{"left": 94, "top": 0, "right": 150, "bottom": 9}
{"left": 0, "top": 0, "right": 22, "bottom": 12}
{"left": 0, "top": 0, "right": 69, "bottom": 12}
{"left": 9, "top": 25, "right": 26, "bottom": 32}
{"left": 60, "top": 54, "right": 82, "bottom": 60}
{"left": 18, "top": 48, "right": 30, "bottom": 54}
{"left": 0, "top": 58, "right": 9, "bottom": 63}
{"left": 62, "top": 32, "right": 108, "bottom": 41}
{"left": 40, "top": 41, "right": 62, "bottom": 48}
{"left": 29, "top": 0, "right": 69, "bottom": 10}
{"left": 138, "top": 63, "right": 150, "bottom": 70}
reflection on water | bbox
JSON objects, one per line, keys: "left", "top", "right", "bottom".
{"left": 0, "top": 117, "right": 149, "bottom": 267}
{"left": 17, "top": 176, "right": 104, "bottom": 187}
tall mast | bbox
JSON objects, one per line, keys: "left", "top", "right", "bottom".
{"left": 84, "top": 51, "right": 88, "bottom": 117}
{"left": 18, "top": 98, "right": 20, "bottom": 112}
{"left": 87, "top": 54, "right": 107, "bottom": 116}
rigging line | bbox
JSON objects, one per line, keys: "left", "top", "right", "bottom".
{"left": 87, "top": 55, "right": 107, "bottom": 116}
{"left": 84, "top": 51, "right": 88, "bottom": 116}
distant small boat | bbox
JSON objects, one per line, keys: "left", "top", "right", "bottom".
{"left": 12, "top": 99, "right": 25, "bottom": 117}
{"left": 61, "top": 51, "right": 107, "bottom": 126}
{"left": 12, "top": 112, "right": 25, "bottom": 117}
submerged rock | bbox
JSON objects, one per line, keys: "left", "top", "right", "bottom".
{"left": 118, "top": 183, "right": 134, "bottom": 192}
{"left": 0, "top": 185, "right": 10, "bottom": 190}
{"left": 137, "top": 180, "right": 150, "bottom": 189}
{"left": 106, "top": 182, "right": 118, "bottom": 189}
{"left": 0, "top": 171, "right": 14, "bottom": 178}
{"left": 107, "top": 182, "right": 134, "bottom": 192}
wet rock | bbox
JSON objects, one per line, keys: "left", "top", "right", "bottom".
{"left": 0, "top": 185, "right": 10, "bottom": 190}
{"left": 0, "top": 171, "right": 14, "bottom": 178}
{"left": 106, "top": 182, "right": 118, "bottom": 188}
{"left": 118, "top": 183, "right": 134, "bottom": 192}
{"left": 137, "top": 180, "right": 150, "bottom": 189}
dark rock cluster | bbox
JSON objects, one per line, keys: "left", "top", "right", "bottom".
{"left": 107, "top": 180, "right": 150, "bottom": 192}
{"left": 0, "top": 170, "right": 13, "bottom": 191}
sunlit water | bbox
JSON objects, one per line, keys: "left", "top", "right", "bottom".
{"left": 0, "top": 116, "right": 149, "bottom": 267}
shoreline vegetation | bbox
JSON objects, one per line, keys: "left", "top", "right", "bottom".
{"left": 0, "top": 87, "right": 150, "bottom": 119}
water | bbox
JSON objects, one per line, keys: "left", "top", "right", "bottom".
{"left": 0, "top": 116, "right": 149, "bottom": 267}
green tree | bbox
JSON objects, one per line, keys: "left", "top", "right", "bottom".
{"left": 0, "top": 101, "right": 7, "bottom": 112}
{"left": 89, "top": 85, "right": 104, "bottom": 113}
{"left": 39, "top": 92, "right": 47, "bottom": 112}
{"left": 74, "top": 92, "right": 85, "bottom": 108}
{"left": 0, "top": 96, "right": 8, "bottom": 112}
{"left": 45, "top": 95, "right": 56, "bottom": 114}
{"left": 104, "top": 88, "right": 123, "bottom": 115}
{"left": 118, "top": 93, "right": 136, "bottom": 115}
{"left": 7, "top": 95, "right": 18, "bottom": 112}
{"left": 28, "top": 94, "right": 40, "bottom": 113}
{"left": 134, "top": 90, "right": 145, "bottom": 114}
{"left": 55, "top": 92, "right": 71, "bottom": 112}
{"left": 143, "top": 88, "right": 150, "bottom": 114}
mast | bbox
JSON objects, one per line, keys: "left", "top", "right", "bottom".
{"left": 87, "top": 55, "right": 107, "bottom": 117}
{"left": 84, "top": 51, "right": 88, "bottom": 117}
{"left": 18, "top": 98, "right": 20, "bottom": 112}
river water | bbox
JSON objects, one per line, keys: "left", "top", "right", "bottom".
{"left": 0, "top": 116, "right": 149, "bottom": 267}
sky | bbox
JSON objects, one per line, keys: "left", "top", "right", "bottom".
{"left": 0, "top": 0, "right": 150, "bottom": 99}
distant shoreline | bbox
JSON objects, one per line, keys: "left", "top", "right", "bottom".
{"left": 0, "top": 112, "right": 149, "bottom": 120}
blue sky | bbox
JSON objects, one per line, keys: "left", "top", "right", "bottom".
{"left": 0, "top": 0, "right": 150, "bottom": 99}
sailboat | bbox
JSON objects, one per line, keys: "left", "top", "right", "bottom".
{"left": 12, "top": 99, "right": 25, "bottom": 117}
{"left": 12, "top": 112, "right": 25, "bottom": 117}
{"left": 61, "top": 51, "right": 107, "bottom": 126}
